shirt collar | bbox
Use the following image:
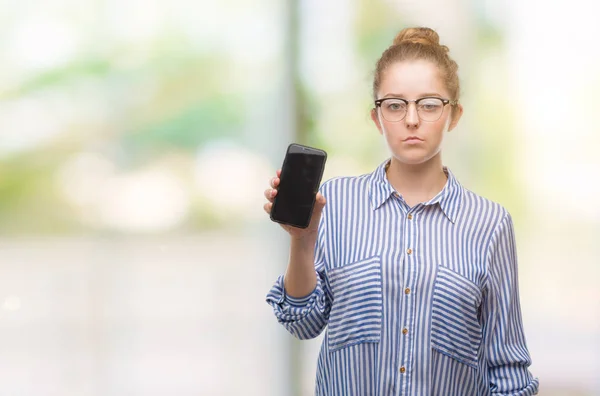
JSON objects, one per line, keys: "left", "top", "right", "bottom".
{"left": 368, "top": 159, "right": 464, "bottom": 223}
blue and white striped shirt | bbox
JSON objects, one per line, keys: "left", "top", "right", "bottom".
{"left": 266, "top": 160, "right": 539, "bottom": 395}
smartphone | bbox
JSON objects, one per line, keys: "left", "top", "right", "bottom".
{"left": 270, "top": 143, "right": 327, "bottom": 229}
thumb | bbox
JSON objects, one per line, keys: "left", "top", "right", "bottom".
{"left": 313, "top": 193, "right": 326, "bottom": 218}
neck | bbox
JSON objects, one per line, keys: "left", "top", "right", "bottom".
{"left": 385, "top": 154, "right": 447, "bottom": 207}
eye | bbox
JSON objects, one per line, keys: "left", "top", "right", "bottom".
{"left": 418, "top": 99, "right": 443, "bottom": 112}
{"left": 386, "top": 100, "right": 406, "bottom": 111}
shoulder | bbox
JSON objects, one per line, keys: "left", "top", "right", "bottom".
{"left": 458, "top": 187, "right": 511, "bottom": 232}
{"left": 461, "top": 188, "right": 508, "bottom": 216}
{"left": 319, "top": 172, "right": 373, "bottom": 201}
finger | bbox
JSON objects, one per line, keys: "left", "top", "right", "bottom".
{"left": 263, "top": 202, "right": 272, "bottom": 214}
{"left": 265, "top": 188, "right": 277, "bottom": 203}
{"left": 265, "top": 188, "right": 273, "bottom": 199}
{"left": 276, "top": 169, "right": 281, "bottom": 177}
{"left": 270, "top": 177, "right": 280, "bottom": 189}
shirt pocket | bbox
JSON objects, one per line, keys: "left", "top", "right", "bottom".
{"left": 326, "top": 256, "right": 383, "bottom": 352}
{"left": 431, "top": 265, "right": 483, "bottom": 369}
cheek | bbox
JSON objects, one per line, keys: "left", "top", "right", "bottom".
{"left": 381, "top": 123, "right": 400, "bottom": 138}
{"left": 432, "top": 115, "right": 451, "bottom": 134}
{"left": 436, "top": 119, "right": 449, "bottom": 132}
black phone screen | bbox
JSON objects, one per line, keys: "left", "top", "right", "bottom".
{"left": 270, "top": 144, "right": 327, "bottom": 228}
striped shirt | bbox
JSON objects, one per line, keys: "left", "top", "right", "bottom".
{"left": 266, "top": 160, "right": 539, "bottom": 396}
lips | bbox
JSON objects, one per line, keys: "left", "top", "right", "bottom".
{"left": 403, "top": 136, "right": 423, "bottom": 142}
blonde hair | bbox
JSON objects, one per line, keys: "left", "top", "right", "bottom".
{"left": 373, "top": 27, "right": 460, "bottom": 106}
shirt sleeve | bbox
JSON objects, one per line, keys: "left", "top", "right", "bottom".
{"left": 482, "top": 211, "right": 539, "bottom": 395}
{"left": 265, "top": 207, "right": 332, "bottom": 340}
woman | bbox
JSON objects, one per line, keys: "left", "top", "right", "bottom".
{"left": 264, "top": 27, "right": 539, "bottom": 396}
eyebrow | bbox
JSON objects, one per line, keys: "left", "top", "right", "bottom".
{"left": 382, "top": 92, "right": 442, "bottom": 98}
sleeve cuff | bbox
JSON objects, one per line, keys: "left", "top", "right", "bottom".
{"left": 265, "top": 273, "right": 327, "bottom": 322}
{"left": 285, "top": 283, "right": 318, "bottom": 307}
{"left": 492, "top": 377, "right": 539, "bottom": 396}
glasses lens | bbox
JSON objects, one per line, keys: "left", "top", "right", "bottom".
{"left": 381, "top": 99, "right": 407, "bottom": 122}
{"left": 417, "top": 98, "right": 444, "bottom": 121}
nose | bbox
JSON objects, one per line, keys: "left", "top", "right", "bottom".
{"left": 404, "top": 102, "right": 419, "bottom": 128}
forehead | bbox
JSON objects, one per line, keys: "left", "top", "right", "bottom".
{"left": 379, "top": 60, "right": 447, "bottom": 97}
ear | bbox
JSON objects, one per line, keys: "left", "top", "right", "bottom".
{"left": 447, "top": 104, "right": 463, "bottom": 132}
{"left": 371, "top": 108, "right": 383, "bottom": 135}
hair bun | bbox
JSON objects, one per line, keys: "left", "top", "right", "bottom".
{"left": 393, "top": 27, "right": 444, "bottom": 49}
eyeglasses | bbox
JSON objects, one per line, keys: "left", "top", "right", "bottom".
{"left": 374, "top": 97, "right": 458, "bottom": 122}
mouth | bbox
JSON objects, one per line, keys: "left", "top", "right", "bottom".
{"left": 403, "top": 136, "right": 424, "bottom": 142}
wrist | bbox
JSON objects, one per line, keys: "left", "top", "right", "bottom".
{"left": 290, "top": 233, "right": 317, "bottom": 250}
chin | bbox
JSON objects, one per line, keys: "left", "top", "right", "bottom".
{"left": 393, "top": 151, "right": 437, "bottom": 166}
{"left": 399, "top": 158, "right": 429, "bottom": 166}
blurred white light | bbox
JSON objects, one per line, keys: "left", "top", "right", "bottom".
{"left": 506, "top": 0, "right": 600, "bottom": 221}
{"left": 57, "top": 153, "right": 191, "bottom": 232}
{"left": 6, "top": 14, "right": 78, "bottom": 73}
{"left": 0, "top": 96, "right": 69, "bottom": 156}
{"left": 97, "top": 167, "right": 191, "bottom": 232}
{"left": 57, "top": 152, "right": 117, "bottom": 207}
{"left": 300, "top": 0, "right": 359, "bottom": 94}
{"left": 3, "top": 296, "right": 21, "bottom": 311}
{"left": 105, "top": 0, "right": 162, "bottom": 42}
{"left": 195, "top": 142, "right": 274, "bottom": 222}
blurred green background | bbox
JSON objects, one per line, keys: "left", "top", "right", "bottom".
{"left": 0, "top": 0, "right": 598, "bottom": 395}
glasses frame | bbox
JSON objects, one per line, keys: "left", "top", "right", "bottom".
{"left": 374, "top": 97, "right": 458, "bottom": 122}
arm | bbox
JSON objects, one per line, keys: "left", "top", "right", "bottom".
{"left": 483, "top": 212, "right": 539, "bottom": 395}
{"left": 265, "top": 191, "right": 332, "bottom": 340}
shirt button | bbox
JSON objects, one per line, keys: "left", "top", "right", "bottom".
{"left": 406, "top": 248, "right": 412, "bottom": 255}
{"left": 402, "top": 328, "right": 409, "bottom": 335}
{"left": 404, "top": 287, "right": 411, "bottom": 295}
{"left": 399, "top": 366, "right": 406, "bottom": 373}
{"left": 407, "top": 214, "right": 413, "bottom": 220}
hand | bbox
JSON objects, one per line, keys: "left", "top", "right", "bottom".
{"left": 263, "top": 169, "right": 326, "bottom": 242}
